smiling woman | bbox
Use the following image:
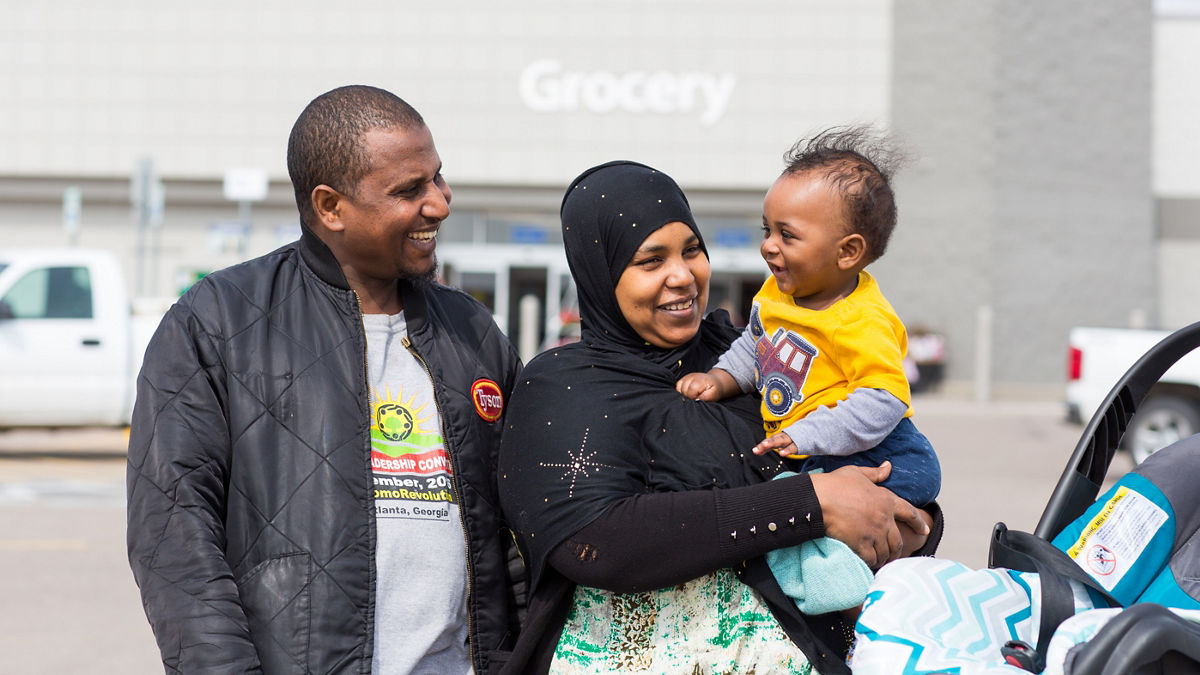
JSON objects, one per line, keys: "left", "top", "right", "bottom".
{"left": 614, "top": 222, "right": 710, "bottom": 349}
{"left": 496, "top": 161, "right": 942, "bottom": 675}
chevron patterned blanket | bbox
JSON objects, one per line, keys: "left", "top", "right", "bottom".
{"left": 850, "top": 557, "right": 1200, "bottom": 674}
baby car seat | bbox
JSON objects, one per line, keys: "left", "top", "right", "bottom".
{"left": 852, "top": 322, "right": 1200, "bottom": 674}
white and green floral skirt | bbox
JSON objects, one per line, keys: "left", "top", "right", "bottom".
{"left": 550, "top": 567, "right": 815, "bottom": 674}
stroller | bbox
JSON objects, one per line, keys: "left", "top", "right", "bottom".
{"left": 852, "top": 322, "right": 1200, "bottom": 674}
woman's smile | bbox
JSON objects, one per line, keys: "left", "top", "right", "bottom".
{"left": 615, "top": 222, "right": 711, "bottom": 349}
{"left": 659, "top": 296, "right": 697, "bottom": 313}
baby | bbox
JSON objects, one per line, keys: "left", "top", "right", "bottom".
{"left": 678, "top": 126, "right": 940, "bottom": 614}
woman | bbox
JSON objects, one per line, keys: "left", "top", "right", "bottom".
{"left": 497, "top": 161, "right": 941, "bottom": 674}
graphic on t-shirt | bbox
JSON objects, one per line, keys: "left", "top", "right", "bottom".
{"left": 370, "top": 385, "right": 455, "bottom": 520}
{"left": 753, "top": 316, "right": 819, "bottom": 418}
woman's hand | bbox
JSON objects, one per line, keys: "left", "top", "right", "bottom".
{"left": 810, "top": 461, "right": 929, "bottom": 568}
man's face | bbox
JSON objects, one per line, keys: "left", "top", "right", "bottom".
{"left": 334, "top": 125, "right": 452, "bottom": 286}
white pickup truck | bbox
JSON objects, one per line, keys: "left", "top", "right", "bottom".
{"left": 0, "top": 248, "right": 169, "bottom": 428}
{"left": 1066, "top": 325, "right": 1200, "bottom": 464}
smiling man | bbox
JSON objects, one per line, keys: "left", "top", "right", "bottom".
{"left": 126, "top": 86, "right": 523, "bottom": 674}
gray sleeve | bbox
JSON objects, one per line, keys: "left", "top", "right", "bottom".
{"left": 713, "top": 326, "right": 758, "bottom": 394}
{"left": 781, "top": 388, "right": 907, "bottom": 457}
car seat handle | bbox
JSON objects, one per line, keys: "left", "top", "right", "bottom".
{"left": 1035, "top": 320, "right": 1200, "bottom": 539}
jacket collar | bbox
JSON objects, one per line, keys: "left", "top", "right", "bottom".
{"left": 299, "top": 224, "right": 351, "bottom": 291}
{"left": 298, "top": 224, "right": 429, "bottom": 331}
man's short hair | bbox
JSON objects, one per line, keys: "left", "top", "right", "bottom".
{"left": 287, "top": 85, "right": 425, "bottom": 228}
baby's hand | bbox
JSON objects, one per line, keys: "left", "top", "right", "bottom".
{"left": 752, "top": 432, "right": 804, "bottom": 458}
{"left": 677, "top": 373, "right": 720, "bottom": 401}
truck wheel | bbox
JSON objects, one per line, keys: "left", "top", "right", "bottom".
{"left": 762, "top": 375, "right": 796, "bottom": 418}
{"left": 1126, "top": 395, "right": 1200, "bottom": 465}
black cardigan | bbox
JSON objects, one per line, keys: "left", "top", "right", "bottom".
{"left": 499, "top": 474, "right": 944, "bottom": 674}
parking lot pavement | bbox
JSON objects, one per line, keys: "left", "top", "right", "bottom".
{"left": 0, "top": 397, "right": 1134, "bottom": 671}
{"left": 912, "top": 396, "right": 1134, "bottom": 568}
{"left": 0, "top": 426, "right": 129, "bottom": 458}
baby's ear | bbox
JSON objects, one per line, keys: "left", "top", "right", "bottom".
{"left": 838, "top": 233, "right": 867, "bottom": 269}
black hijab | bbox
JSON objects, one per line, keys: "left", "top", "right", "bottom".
{"left": 498, "top": 161, "right": 783, "bottom": 590}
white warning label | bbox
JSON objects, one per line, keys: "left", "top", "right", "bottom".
{"left": 1066, "top": 486, "right": 1168, "bottom": 592}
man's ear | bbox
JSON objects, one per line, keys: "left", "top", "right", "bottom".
{"left": 312, "top": 185, "right": 346, "bottom": 232}
{"left": 837, "top": 233, "right": 867, "bottom": 270}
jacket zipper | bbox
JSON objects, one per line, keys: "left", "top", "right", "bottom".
{"left": 401, "top": 334, "right": 476, "bottom": 667}
{"left": 353, "top": 291, "right": 379, "bottom": 673}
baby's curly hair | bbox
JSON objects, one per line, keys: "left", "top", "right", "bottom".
{"left": 782, "top": 126, "right": 905, "bottom": 264}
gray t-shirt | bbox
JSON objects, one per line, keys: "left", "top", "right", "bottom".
{"left": 363, "top": 312, "right": 472, "bottom": 675}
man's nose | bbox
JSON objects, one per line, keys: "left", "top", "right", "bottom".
{"left": 423, "top": 182, "right": 452, "bottom": 221}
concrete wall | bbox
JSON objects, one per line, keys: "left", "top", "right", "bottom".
{"left": 0, "top": 1, "right": 1178, "bottom": 395}
{"left": 0, "top": 0, "right": 892, "bottom": 189}
{"left": 883, "top": 1, "right": 1155, "bottom": 393}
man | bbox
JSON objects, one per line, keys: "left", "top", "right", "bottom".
{"left": 127, "top": 85, "right": 523, "bottom": 674}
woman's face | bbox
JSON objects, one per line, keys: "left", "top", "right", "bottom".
{"left": 614, "top": 221, "right": 710, "bottom": 349}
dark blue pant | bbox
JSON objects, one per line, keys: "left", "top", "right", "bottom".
{"left": 801, "top": 417, "right": 940, "bottom": 505}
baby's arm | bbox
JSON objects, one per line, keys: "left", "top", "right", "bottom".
{"left": 677, "top": 368, "right": 741, "bottom": 401}
{"left": 752, "top": 388, "right": 906, "bottom": 457}
{"left": 677, "top": 322, "right": 758, "bottom": 401}
{"left": 712, "top": 323, "right": 758, "bottom": 393}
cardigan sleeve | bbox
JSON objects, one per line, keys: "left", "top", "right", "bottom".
{"left": 549, "top": 475, "right": 945, "bottom": 594}
{"left": 548, "top": 473, "right": 824, "bottom": 593}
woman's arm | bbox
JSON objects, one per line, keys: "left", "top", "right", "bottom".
{"left": 550, "top": 473, "right": 823, "bottom": 593}
{"left": 550, "top": 463, "right": 938, "bottom": 592}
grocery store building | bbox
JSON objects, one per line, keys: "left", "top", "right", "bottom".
{"left": 2, "top": 0, "right": 1197, "bottom": 396}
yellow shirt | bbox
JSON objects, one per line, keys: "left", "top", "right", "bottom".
{"left": 749, "top": 271, "right": 911, "bottom": 434}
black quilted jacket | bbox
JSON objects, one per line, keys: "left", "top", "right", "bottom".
{"left": 127, "top": 228, "right": 523, "bottom": 674}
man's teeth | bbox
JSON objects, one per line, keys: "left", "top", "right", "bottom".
{"left": 409, "top": 230, "right": 438, "bottom": 241}
{"left": 662, "top": 299, "right": 693, "bottom": 311}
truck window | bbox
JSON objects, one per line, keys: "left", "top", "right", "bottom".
{"left": 1, "top": 266, "right": 93, "bottom": 319}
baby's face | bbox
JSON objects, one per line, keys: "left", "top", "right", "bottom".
{"left": 760, "top": 173, "right": 859, "bottom": 311}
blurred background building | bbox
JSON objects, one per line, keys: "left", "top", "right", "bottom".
{"left": 1, "top": 0, "right": 1197, "bottom": 396}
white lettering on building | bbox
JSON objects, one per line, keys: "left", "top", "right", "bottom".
{"left": 518, "top": 59, "right": 736, "bottom": 127}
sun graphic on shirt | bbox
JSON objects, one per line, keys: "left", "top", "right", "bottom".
{"left": 371, "top": 387, "right": 435, "bottom": 454}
